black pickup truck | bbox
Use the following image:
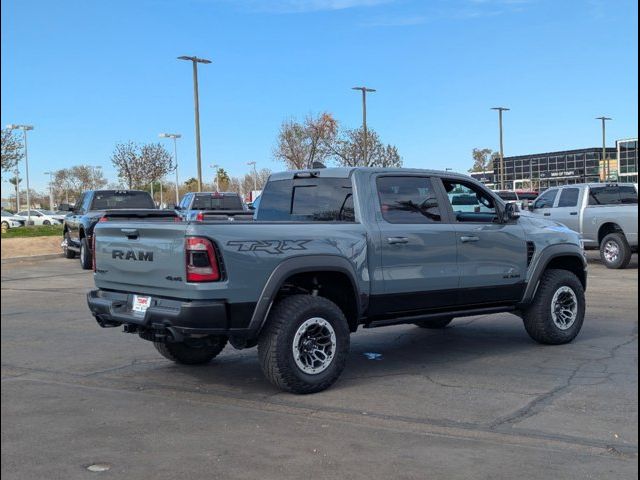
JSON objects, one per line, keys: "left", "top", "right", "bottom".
{"left": 176, "top": 192, "right": 254, "bottom": 221}
{"left": 61, "top": 190, "right": 156, "bottom": 269}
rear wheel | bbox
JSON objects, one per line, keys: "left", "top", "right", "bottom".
{"left": 258, "top": 295, "right": 350, "bottom": 394}
{"left": 1, "top": 221, "right": 9, "bottom": 232}
{"left": 522, "top": 269, "right": 585, "bottom": 345}
{"left": 43, "top": 220, "right": 51, "bottom": 225}
{"left": 154, "top": 336, "right": 227, "bottom": 365}
{"left": 414, "top": 316, "right": 454, "bottom": 329}
{"left": 600, "top": 232, "right": 632, "bottom": 269}
{"left": 63, "top": 232, "right": 76, "bottom": 259}
{"left": 79, "top": 237, "right": 92, "bottom": 269}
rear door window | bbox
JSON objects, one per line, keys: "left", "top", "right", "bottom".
{"left": 619, "top": 186, "right": 638, "bottom": 204}
{"left": 377, "top": 176, "right": 442, "bottom": 224}
{"left": 557, "top": 188, "right": 580, "bottom": 207}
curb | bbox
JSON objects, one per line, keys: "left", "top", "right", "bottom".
{"left": 1, "top": 253, "right": 63, "bottom": 265}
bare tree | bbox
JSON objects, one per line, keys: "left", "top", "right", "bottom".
{"left": 111, "top": 142, "right": 173, "bottom": 189}
{"left": 273, "top": 113, "right": 338, "bottom": 169}
{"left": 1, "top": 129, "right": 23, "bottom": 173}
{"left": 331, "top": 127, "right": 402, "bottom": 168}
{"left": 52, "top": 166, "right": 107, "bottom": 201}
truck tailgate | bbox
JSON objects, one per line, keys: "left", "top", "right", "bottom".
{"left": 94, "top": 221, "right": 188, "bottom": 293}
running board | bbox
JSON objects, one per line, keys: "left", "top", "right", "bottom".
{"left": 363, "top": 306, "right": 517, "bottom": 329}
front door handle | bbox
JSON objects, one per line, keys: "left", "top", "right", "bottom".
{"left": 387, "top": 237, "right": 409, "bottom": 245}
{"left": 570, "top": 212, "right": 578, "bottom": 216}
{"left": 544, "top": 213, "right": 551, "bottom": 216}
{"left": 460, "top": 236, "right": 480, "bottom": 243}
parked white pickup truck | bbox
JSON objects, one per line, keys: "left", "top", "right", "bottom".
{"left": 527, "top": 183, "right": 638, "bottom": 269}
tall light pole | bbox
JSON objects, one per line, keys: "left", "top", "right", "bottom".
{"left": 491, "top": 107, "right": 510, "bottom": 189}
{"left": 351, "top": 86, "right": 376, "bottom": 165}
{"left": 247, "top": 161, "right": 257, "bottom": 191}
{"left": 596, "top": 116, "right": 612, "bottom": 180}
{"left": 178, "top": 55, "right": 211, "bottom": 192}
{"left": 210, "top": 164, "right": 220, "bottom": 191}
{"left": 159, "top": 133, "right": 181, "bottom": 204}
{"left": 44, "top": 171, "right": 55, "bottom": 210}
{"left": 7, "top": 124, "right": 34, "bottom": 224}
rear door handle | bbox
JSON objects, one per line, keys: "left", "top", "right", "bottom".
{"left": 460, "top": 236, "right": 480, "bottom": 243}
{"left": 387, "top": 237, "right": 409, "bottom": 245}
{"left": 570, "top": 212, "right": 578, "bottom": 216}
{"left": 544, "top": 213, "right": 551, "bottom": 216}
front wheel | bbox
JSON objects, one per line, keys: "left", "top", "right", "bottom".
{"left": 1, "top": 221, "right": 9, "bottom": 231}
{"left": 154, "top": 336, "right": 227, "bottom": 365}
{"left": 79, "top": 237, "right": 92, "bottom": 270}
{"left": 43, "top": 220, "right": 51, "bottom": 225}
{"left": 600, "top": 232, "right": 632, "bottom": 269}
{"left": 522, "top": 269, "right": 585, "bottom": 345}
{"left": 63, "top": 232, "right": 76, "bottom": 259}
{"left": 258, "top": 295, "right": 350, "bottom": 394}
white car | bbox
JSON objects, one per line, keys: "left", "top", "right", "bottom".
{"left": 1, "top": 211, "right": 24, "bottom": 229}
{"left": 15, "top": 209, "right": 65, "bottom": 225}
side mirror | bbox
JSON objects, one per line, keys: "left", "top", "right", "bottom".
{"left": 528, "top": 203, "right": 535, "bottom": 212}
{"left": 504, "top": 202, "right": 520, "bottom": 222}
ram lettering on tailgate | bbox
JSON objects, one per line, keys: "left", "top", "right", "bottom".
{"left": 112, "top": 249, "right": 154, "bottom": 261}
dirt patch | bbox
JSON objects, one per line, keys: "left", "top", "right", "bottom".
{"left": 1, "top": 236, "right": 62, "bottom": 259}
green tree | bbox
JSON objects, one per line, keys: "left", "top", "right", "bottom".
{"left": 331, "top": 127, "right": 402, "bottom": 168}
{"left": 469, "top": 148, "right": 497, "bottom": 173}
{"left": 1, "top": 129, "right": 23, "bottom": 173}
{"left": 184, "top": 177, "right": 199, "bottom": 192}
{"left": 215, "top": 168, "right": 231, "bottom": 191}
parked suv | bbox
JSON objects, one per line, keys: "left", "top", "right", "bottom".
{"left": 527, "top": 183, "right": 637, "bottom": 269}
{"left": 62, "top": 190, "right": 156, "bottom": 269}
{"left": 88, "top": 168, "right": 587, "bottom": 393}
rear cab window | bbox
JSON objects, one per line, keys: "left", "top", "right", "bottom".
{"left": 192, "top": 194, "right": 243, "bottom": 210}
{"left": 257, "top": 177, "right": 355, "bottom": 222}
{"left": 376, "top": 176, "right": 441, "bottom": 224}
{"left": 90, "top": 191, "right": 155, "bottom": 210}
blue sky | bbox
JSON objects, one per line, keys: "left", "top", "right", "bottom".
{"left": 1, "top": 0, "right": 638, "bottom": 192}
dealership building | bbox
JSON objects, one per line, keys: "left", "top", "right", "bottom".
{"left": 470, "top": 138, "right": 638, "bottom": 190}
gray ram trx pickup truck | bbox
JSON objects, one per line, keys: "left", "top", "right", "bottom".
{"left": 88, "top": 168, "right": 588, "bottom": 393}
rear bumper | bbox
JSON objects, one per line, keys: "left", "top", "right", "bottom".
{"left": 87, "top": 289, "right": 235, "bottom": 339}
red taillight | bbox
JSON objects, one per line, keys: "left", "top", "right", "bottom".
{"left": 185, "top": 237, "right": 220, "bottom": 282}
{"left": 99, "top": 216, "right": 108, "bottom": 223}
{"left": 195, "top": 211, "right": 204, "bottom": 221}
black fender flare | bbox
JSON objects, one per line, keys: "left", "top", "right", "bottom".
{"left": 520, "top": 243, "right": 587, "bottom": 305}
{"left": 247, "top": 255, "right": 364, "bottom": 336}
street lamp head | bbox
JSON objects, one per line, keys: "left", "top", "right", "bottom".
{"left": 159, "top": 133, "right": 182, "bottom": 139}
{"left": 6, "top": 124, "right": 34, "bottom": 131}
{"left": 178, "top": 55, "right": 212, "bottom": 64}
{"left": 596, "top": 116, "right": 612, "bottom": 121}
{"left": 491, "top": 107, "right": 510, "bottom": 112}
{"left": 352, "top": 86, "right": 376, "bottom": 93}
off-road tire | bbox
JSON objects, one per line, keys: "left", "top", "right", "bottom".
{"left": 258, "top": 295, "right": 350, "bottom": 394}
{"left": 79, "top": 237, "right": 92, "bottom": 270}
{"left": 63, "top": 232, "right": 76, "bottom": 259}
{"left": 600, "top": 232, "right": 632, "bottom": 269}
{"left": 414, "top": 316, "right": 454, "bottom": 329}
{"left": 154, "top": 336, "right": 227, "bottom": 365}
{"left": 522, "top": 269, "right": 585, "bottom": 345}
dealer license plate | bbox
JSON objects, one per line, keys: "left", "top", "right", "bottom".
{"left": 132, "top": 295, "right": 152, "bottom": 315}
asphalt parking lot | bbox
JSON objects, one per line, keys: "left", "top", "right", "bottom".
{"left": 1, "top": 253, "right": 638, "bottom": 479}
